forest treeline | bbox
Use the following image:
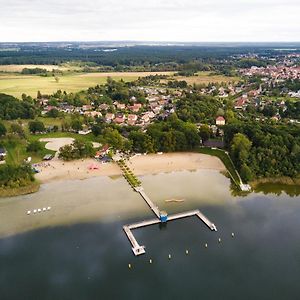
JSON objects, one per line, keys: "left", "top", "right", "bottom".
{"left": 225, "top": 123, "right": 300, "bottom": 181}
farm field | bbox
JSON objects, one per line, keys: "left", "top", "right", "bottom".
{"left": 173, "top": 71, "right": 240, "bottom": 85}
{"left": 0, "top": 64, "right": 72, "bottom": 72}
{"left": 0, "top": 71, "right": 173, "bottom": 98}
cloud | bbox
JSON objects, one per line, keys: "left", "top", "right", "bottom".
{"left": 0, "top": 0, "right": 299, "bottom": 42}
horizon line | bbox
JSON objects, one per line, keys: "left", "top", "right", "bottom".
{"left": 1, "top": 40, "right": 300, "bottom": 44}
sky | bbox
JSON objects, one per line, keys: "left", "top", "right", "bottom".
{"left": 0, "top": 0, "right": 299, "bottom": 42}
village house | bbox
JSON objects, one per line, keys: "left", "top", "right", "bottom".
{"left": 127, "top": 114, "right": 138, "bottom": 126}
{"left": 105, "top": 113, "right": 115, "bottom": 123}
{"left": 141, "top": 114, "right": 150, "bottom": 125}
{"left": 216, "top": 116, "right": 226, "bottom": 126}
{"left": 84, "top": 111, "right": 102, "bottom": 118}
{"left": 95, "top": 144, "right": 110, "bottom": 159}
{"left": 115, "top": 102, "right": 126, "bottom": 110}
{"left": 129, "top": 103, "right": 142, "bottom": 113}
{"left": 99, "top": 103, "right": 110, "bottom": 111}
{"left": 234, "top": 97, "right": 248, "bottom": 110}
{"left": 82, "top": 105, "right": 93, "bottom": 111}
{"left": 39, "top": 98, "right": 49, "bottom": 106}
{"left": 114, "top": 114, "right": 126, "bottom": 124}
{"left": 145, "top": 111, "right": 155, "bottom": 119}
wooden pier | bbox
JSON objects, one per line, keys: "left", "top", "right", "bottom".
{"left": 116, "top": 156, "right": 218, "bottom": 256}
{"left": 168, "top": 210, "right": 217, "bottom": 231}
{"left": 123, "top": 209, "right": 217, "bottom": 256}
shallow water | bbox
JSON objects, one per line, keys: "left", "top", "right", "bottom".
{"left": 1, "top": 170, "right": 300, "bottom": 299}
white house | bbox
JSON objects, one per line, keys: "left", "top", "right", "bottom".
{"left": 216, "top": 116, "right": 226, "bottom": 126}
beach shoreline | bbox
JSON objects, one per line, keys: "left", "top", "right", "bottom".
{"left": 35, "top": 152, "right": 226, "bottom": 184}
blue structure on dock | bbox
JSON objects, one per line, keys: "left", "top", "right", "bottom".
{"left": 160, "top": 211, "right": 168, "bottom": 223}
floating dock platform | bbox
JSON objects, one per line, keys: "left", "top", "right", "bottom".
{"left": 123, "top": 209, "right": 217, "bottom": 256}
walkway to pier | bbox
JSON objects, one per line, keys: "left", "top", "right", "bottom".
{"left": 135, "top": 187, "right": 160, "bottom": 218}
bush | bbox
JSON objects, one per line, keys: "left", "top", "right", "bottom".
{"left": 0, "top": 164, "right": 34, "bottom": 188}
{"left": 26, "top": 141, "right": 43, "bottom": 153}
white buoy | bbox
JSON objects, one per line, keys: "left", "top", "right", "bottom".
{"left": 47, "top": 206, "right": 51, "bottom": 210}
{"left": 218, "top": 238, "right": 222, "bottom": 243}
{"left": 149, "top": 259, "right": 152, "bottom": 264}
{"left": 43, "top": 207, "right": 46, "bottom": 212}
{"left": 168, "top": 254, "right": 171, "bottom": 259}
{"left": 128, "top": 263, "right": 131, "bottom": 269}
{"left": 231, "top": 232, "right": 235, "bottom": 237}
{"left": 27, "top": 210, "right": 31, "bottom": 215}
{"left": 37, "top": 208, "right": 41, "bottom": 213}
{"left": 205, "top": 243, "right": 208, "bottom": 248}
{"left": 33, "top": 209, "right": 37, "bottom": 214}
{"left": 185, "top": 249, "right": 189, "bottom": 255}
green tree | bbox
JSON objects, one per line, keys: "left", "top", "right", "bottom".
{"left": 58, "top": 144, "right": 74, "bottom": 161}
{"left": 10, "top": 123, "right": 25, "bottom": 138}
{"left": 0, "top": 122, "right": 7, "bottom": 137}
{"left": 71, "top": 119, "right": 83, "bottom": 132}
{"left": 28, "top": 121, "right": 45, "bottom": 134}
{"left": 58, "top": 140, "right": 95, "bottom": 161}
{"left": 231, "top": 133, "right": 252, "bottom": 165}
{"left": 199, "top": 125, "right": 211, "bottom": 142}
{"left": 129, "top": 131, "right": 154, "bottom": 153}
{"left": 240, "top": 163, "right": 253, "bottom": 182}
{"left": 47, "top": 108, "right": 59, "bottom": 118}
{"left": 26, "top": 141, "right": 43, "bottom": 153}
{"left": 103, "top": 128, "right": 124, "bottom": 149}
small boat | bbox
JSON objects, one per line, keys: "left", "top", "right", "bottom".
{"left": 165, "top": 198, "right": 185, "bottom": 203}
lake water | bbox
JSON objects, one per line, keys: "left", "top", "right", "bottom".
{"left": 1, "top": 170, "right": 300, "bottom": 299}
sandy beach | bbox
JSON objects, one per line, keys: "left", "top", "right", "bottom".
{"left": 35, "top": 152, "right": 225, "bottom": 184}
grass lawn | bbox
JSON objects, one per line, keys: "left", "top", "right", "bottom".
{"left": 3, "top": 139, "right": 56, "bottom": 165}
{"left": 28, "top": 131, "right": 96, "bottom": 143}
{"left": 0, "top": 71, "right": 173, "bottom": 98}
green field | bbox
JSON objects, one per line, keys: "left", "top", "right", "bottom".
{"left": 0, "top": 71, "right": 173, "bottom": 98}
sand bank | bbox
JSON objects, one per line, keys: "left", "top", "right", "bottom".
{"left": 35, "top": 152, "right": 225, "bottom": 184}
